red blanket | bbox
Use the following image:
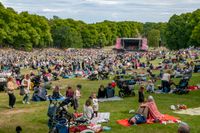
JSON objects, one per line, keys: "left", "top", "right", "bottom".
{"left": 117, "top": 101, "right": 180, "bottom": 127}
{"left": 188, "top": 86, "right": 199, "bottom": 91}
{"left": 117, "top": 114, "right": 180, "bottom": 127}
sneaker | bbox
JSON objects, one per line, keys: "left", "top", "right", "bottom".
{"left": 26, "top": 102, "right": 30, "bottom": 104}
{"left": 22, "top": 101, "right": 25, "bottom": 104}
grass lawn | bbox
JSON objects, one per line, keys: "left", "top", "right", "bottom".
{"left": 0, "top": 72, "right": 200, "bottom": 133}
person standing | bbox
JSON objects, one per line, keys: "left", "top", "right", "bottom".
{"left": 91, "top": 92, "right": 99, "bottom": 117}
{"left": 138, "top": 85, "right": 145, "bottom": 104}
{"left": 74, "top": 84, "right": 82, "bottom": 112}
{"left": 7, "top": 77, "right": 17, "bottom": 109}
{"left": 161, "top": 70, "right": 171, "bottom": 93}
{"left": 21, "top": 74, "right": 31, "bottom": 104}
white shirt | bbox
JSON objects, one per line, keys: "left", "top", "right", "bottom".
{"left": 21, "top": 79, "right": 31, "bottom": 94}
{"left": 92, "top": 98, "right": 99, "bottom": 111}
{"left": 162, "top": 73, "right": 170, "bottom": 82}
{"left": 83, "top": 105, "right": 94, "bottom": 120}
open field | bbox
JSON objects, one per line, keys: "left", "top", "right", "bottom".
{"left": 0, "top": 71, "right": 200, "bottom": 133}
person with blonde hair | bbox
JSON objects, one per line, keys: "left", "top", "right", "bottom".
{"left": 21, "top": 74, "right": 31, "bottom": 104}
{"left": 7, "top": 76, "right": 17, "bottom": 108}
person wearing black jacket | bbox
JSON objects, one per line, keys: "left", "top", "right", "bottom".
{"left": 97, "top": 85, "right": 106, "bottom": 98}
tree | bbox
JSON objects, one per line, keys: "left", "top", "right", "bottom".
{"left": 166, "top": 13, "right": 191, "bottom": 49}
{"left": 147, "top": 29, "right": 160, "bottom": 47}
{"left": 97, "top": 33, "right": 107, "bottom": 47}
{"left": 66, "top": 28, "right": 83, "bottom": 48}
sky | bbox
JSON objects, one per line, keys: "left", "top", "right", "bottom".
{"left": 1, "top": 0, "right": 200, "bottom": 23}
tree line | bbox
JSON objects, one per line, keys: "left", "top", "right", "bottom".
{"left": 0, "top": 2, "right": 200, "bottom": 50}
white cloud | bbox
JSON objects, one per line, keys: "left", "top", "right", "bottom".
{"left": 42, "top": 8, "right": 65, "bottom": 13}
{"left": 1, "top": 0, "right": 200, "bottom": 23}
{"left": 83, "top": 0, "right": 120, "bottom": 5}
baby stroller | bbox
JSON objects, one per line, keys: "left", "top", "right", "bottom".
{"left": 48, "top": 97, "right": 90, "bottom": 133}
{"left": 118, "top": 79, "right": 136, "bottom": 97}
{"left": 47, "top": 97, "right": 75, "bottom": 133}
{"left": 173, "top": 78, "right": 189, "bottom": 95}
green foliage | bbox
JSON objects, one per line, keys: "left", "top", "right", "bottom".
{"left": 166, "top": 9, "right": 200, "bottom": 49}
{"left": 0, "top": 1, "right": 200, "bottom": 50}
{"left": 147, "top": 29, "right": 160, "bottom": 47}
{"left": 0, "top": 4, "right": 52, "bottom": 50}
{"left": 143, "top": 22, "right": 167, "bottom": 46}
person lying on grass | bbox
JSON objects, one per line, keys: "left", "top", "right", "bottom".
{"left": 128, "top": 112, "right": 147, "bottom": 125}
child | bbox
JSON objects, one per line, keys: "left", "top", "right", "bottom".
{"left": 65, "top": 86, "right": 74, "bottom": 98}
{"left": 91, "top": 92, "right": 99, "bottom": 117}
{"left": 74, "top": 84, "right": 82, "bottom": 112}
{"left": 138, "top": 85, "right": 145, "bottom": 104}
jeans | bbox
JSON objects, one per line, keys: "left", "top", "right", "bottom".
{"left": 23, "top": 93, "right": 30, "bottom": 103}
{"left": 8, "top": 93, "right": 16, "bottom": 107}
{"left": 162, "top": 80, "right": 170, "bottom": 93}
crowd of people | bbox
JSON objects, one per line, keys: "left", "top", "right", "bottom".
{"left": 0, "top": 47, "right": 199, "bottom": 133}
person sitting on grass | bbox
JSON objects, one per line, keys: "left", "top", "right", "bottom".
{"left": 65, "top": 86, "right": 74, "bottom": 99}
{"left": 140, "top": 96, "right": 164, "bottom": 122}
{"left": 105, "top": 83, "right": 115, "bottom": 98}
{"left": 32, "top": 83, "right": 47, "bottom": 101}
{"left": 52, "top": 86, "right": 62, "bottom": 99}
{"left": 76, "top": 99, "right": 94, "bottom": 123}
{"left": 146, "top": 80, "right": 155, "bottom": 93}
{"left": 97, "top": 85, "right": 106, "bottom": 98}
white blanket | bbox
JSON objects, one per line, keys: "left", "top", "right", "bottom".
{"left": 98, "top": 96, "right": 123, "bottom": 102}
{"left": 174, "top": 107, "right": 200, "bottom": 116}
{"left": 91, "top": 112, "right": 110, "bottom": 124}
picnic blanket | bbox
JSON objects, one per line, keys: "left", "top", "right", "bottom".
{"left": 117, "top": 114, "right": 180, "bottom": 127}
{"left": 98, "top": 96, "right": 123, "bottom": 102}
{"left": 174, "top": 107, "right": 200, "bottom": 116}
{"left": 188, "top": 86, "right": 199, "bottom": 91}
{"left": 117, "top": 101, "right": 180, "bottom": 127}
{"left": 91, "top": 112, "right": 110, "bottom": 124}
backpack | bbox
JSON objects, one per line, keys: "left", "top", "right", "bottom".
{"left": 55, "top": 119, "right": 69, "bottom": 133}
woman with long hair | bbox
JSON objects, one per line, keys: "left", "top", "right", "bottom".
{"left": 7, "top": 77, "right": 17, "bottom": 109}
